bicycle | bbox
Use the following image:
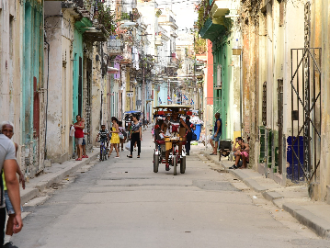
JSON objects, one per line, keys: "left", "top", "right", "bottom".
{"left": 99, "top": 139, "right": 108, "bottom": 161}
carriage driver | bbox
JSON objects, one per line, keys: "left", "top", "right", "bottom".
{"left": 164, "top": 110, "right": 189, "bottom": 171}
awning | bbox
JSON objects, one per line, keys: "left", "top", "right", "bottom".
{"left": 199, "top": 1, "right": 230, "bottom": 42}
{"left": 107, "top": 67, "right": 119, "bottom": 74}
{"left": 199, "top": 18, "right": 227, "bottom": 42}
{"left": 124, "top": 111, "right": 142, "bottom": 114}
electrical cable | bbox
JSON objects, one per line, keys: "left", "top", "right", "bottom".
{"left": 44, "top": 35, "right": 50, "bottom": 160}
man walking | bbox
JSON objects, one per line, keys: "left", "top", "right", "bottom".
{"left": 1, "top": 122, "right": 25, "bottom": 248}
{"left": 0, "top": 124, "right": 23, "bottom": 247}
{"left": 209, "top": 113, "right": 222, "bottom": 155}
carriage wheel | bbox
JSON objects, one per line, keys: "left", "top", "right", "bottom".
{"left": 153, "top": 154, "right": 159, "bottom": 173}
{"left": 173, "top": 155, "right": 177, "bottom": 175}
{"left": 180, "top": 156, "right": 186, "bottom": 174}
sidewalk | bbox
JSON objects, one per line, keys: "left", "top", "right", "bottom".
{"left": 202, "top": 150, "right": 330, "bottom": 239}
{"left": 20, "top": 148, "right": 99, "bottom": 205}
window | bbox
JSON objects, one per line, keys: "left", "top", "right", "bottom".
{"left": 216, "top": 65, "right": 222, "bottom": 88}
{"left": 262, "top": 81, "right": 267, "bottom": 126}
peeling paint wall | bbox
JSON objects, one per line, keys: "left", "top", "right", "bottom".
{"left": 22, "top": 0, "right": 44, "bottom": 177}
{"left": 312, "top": 0, "right": 330, "bottom": 201}
{"left": 91, "top": 45, "right": 102, "bottom": 144}
{"left": 44, "top": 2, "right": 75, "bottom": 163}
{"left": 0, "top": 0, "right": 22, "bottom": 164}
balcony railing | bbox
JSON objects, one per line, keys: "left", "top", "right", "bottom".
{"left": 119, "top": 12, "right": 133, "bottom": 21}
{"left": 107, "top": 37, "right": 124, "bottom": 55}
{"left": 155, "top": 36, "right": 163, "bottom": 46}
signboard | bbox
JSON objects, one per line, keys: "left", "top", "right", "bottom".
{"left": 127, "top": 93, "right": 133, "bottom": 97}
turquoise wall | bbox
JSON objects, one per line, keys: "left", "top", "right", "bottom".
{"left": 212, "top": 36, "right": 232, "bottom": 139}
{"left": 72, "top": 29, "right": 83, "bottom": 121}
{"left": 22, "top": 0, "right": 43, "bottom": 144}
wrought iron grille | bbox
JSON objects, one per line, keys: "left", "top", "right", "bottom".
{"left": 86, "top": 59, "right": 93, "bottom": 145}
{"left": 262, "top": 82, "right": 267, "bottom": 126}
{"left": 290, "top": 50, "right": 321, "bottom": 181}
{"left": 289, "top": 2, "right": 322, "bottom": 183}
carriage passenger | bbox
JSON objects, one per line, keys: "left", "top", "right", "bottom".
{"left": 164, "top": 110, "right": 189, "bottom": 171}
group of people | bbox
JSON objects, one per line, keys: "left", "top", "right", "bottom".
{"left": 229, "top": 137, "right": 250, "bottom": 169}
{"left": 208, "top": 112, "right": 250, "bottom": 169}
{"left": 96, "top": 114, "right": 143, "bottom": 160}
{"left": 153, "top": 110, "right": 195, "bottom": 171}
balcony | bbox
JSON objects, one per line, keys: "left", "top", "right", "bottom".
{"left": 170, "top": 30, "right": 178, "bottom": 38}
{"left": 120, "top": 47, "right": 132, "bottom": 65}
{"left": 120, "top": 12, "right": 133, "bottom": 21}
{"left": 107, "top": 37, "right": 124, "bottom": 55}
{"left": 159, "top": 15, "right": 178, "bottom": 29}
{"left": 155, "top": 36, "right": 163, "bottom": 46}
{"left": 199, "top": 0, "right": 231, "bottom": 42}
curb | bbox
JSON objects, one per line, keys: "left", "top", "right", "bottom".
{"left": 20, "top": 152, "right": 98, "bottom": 203}
{"left": 262, "top": 191, "right": 283, "bottom": 202}
{"left": 283, "top": 203, "right": 330, "bottom": 239}
{"left": 202, "top": 151, "right": 330, "bottom": 239}
{"left": 204, "top": 152, "right": 268, "bottom": 192}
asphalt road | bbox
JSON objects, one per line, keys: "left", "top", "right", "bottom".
{"left": 11, "top": 129, "right": 330, "bottom": 248}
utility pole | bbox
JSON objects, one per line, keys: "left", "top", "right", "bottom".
{"left": 193, "top": 34, "right": 196, "bottom": 110}
{"left": 142, "top": 56, "right": 146, "bottom": 119}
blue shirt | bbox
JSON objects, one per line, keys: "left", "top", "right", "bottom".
{"left": 214, "top": 118, "right": 222, "bottom": 136}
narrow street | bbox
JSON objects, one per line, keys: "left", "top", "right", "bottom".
{"left": 11, "top": 130, "right": 330, "bottom": 248}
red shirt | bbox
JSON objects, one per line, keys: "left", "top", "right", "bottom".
{"left": 74, "top": 122, "right": 84, "bottom": 138}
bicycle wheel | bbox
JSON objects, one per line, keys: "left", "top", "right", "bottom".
{"left": 101, "top": 146, "right": 105, "bottom": 161}
{"left": 103, "top": 149, "right": 108, "bottom": 161}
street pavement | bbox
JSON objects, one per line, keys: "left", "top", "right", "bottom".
{"left": 11, "top": 128, "right": 330, "bottom": 248}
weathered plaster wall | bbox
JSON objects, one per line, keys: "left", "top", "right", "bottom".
{"left": 91, "top": 45, "right": 102, "bottom": 145}
{"left": 0, "top": 0, "right": 23, "bottom": 164}
{"left": 314, "top": 0, "right": 330, "bottom": 201}
{"left": 44, "top": 3, "right": 76, "bottom": 163}
{"left": 44, "top": 2, "right": 64, "bottom": 161}
{"left": 240, "top": 0, "right": 261, "bottom": 170}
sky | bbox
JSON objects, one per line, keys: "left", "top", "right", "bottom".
{"left": 156, "top": 0, "right": 199, "bottom": 30}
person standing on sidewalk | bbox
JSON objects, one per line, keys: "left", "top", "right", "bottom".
{"left": 209, "top": 113, "right": 222, "bottom": 155}
{"left": 81, "top": 118, "right": 89, "bottom": 159}
{"left": 1, "top": 122, "right": 25, "bottom": 247}
{"left": 73, "top": 115, "right": 85, "bottom": 161}
{"left": 127, "top": 114, "right": 142, "bottom": 159}
{"left": 185, "top": 116, "right": 193, "bottom": 155}
{"left": 118, "top": 121, "right": 127, "bottom": 152}
{"left": 109, "top": 117, "right": 120, "bottom": 158}
{"left": 0, "top": 126, "right": 23, "bottom": 246}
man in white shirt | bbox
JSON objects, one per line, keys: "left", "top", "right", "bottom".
{"left": 0, "top": 131, "right": 23, "bottom": 246}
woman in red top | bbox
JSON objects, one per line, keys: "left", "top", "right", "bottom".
{"left": 73, "top": 115, "right": 85, "bottom": 161}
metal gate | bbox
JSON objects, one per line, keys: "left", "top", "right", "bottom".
{"left": 289, "top": 3, "right": 321, "bottom": 182}
{"left": 85, "top": 59, "right": 92, "bottom": 145}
